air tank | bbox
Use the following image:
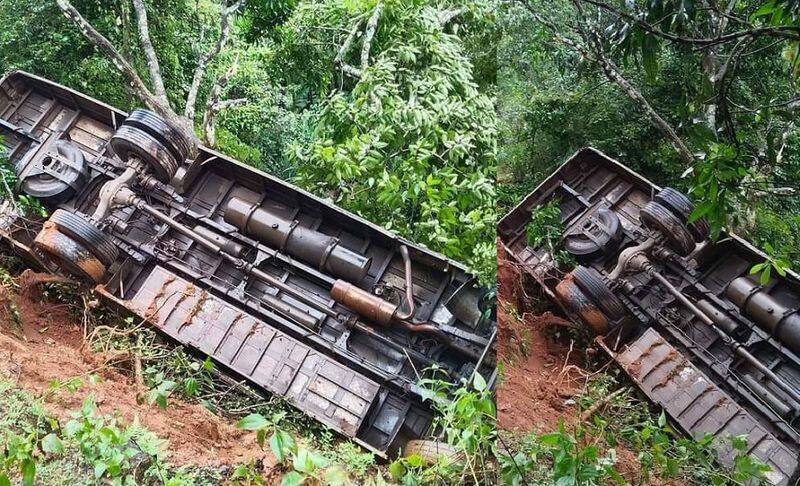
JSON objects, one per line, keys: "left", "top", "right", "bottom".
{"left": 224, "top": 197, "right": 371, "bottom": 282}
{"left": 726, "top": 276, "right": 800, "bottom": 356}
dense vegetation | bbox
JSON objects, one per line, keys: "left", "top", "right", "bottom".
{"left": 498, "top": 0, "right": 800, "bottom": 269}
{"left": 0, "top": 1, "right": 498, "bottom": 484}
{"left": 0, "top": 0, "right": 497, "bottom": 278}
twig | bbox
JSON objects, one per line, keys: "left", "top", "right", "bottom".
{"left": 579, "top": 387, "right": 626, "bottom": 422}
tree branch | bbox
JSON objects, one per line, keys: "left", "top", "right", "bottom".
{"left": 335, "top": 15, "right": 366, "bottom": 79}
{"left": 525, "top": 1, "right": 694, "bottom": 164}
{"left": 55, "top": 0, "right": 162, "bottom": 111}
{"left": 131, "top": 0, "right": 168, "bottom": 103}
{"left": 438, "top": 6, "right": 468, "bottom": 26}
{"left": 185, "top": 0, "right": 244, "bottom": 120}
{"left": 56, "top": 0, "right": 198, "bottom": 149}
{"left": 361, "top": 3, "right": 382, "bottom": 70}
{"left": 201, "top": 59, "right": 242, "bottom": 146}
{"left": 212, "top": 98, "right": 247, "bottom": 111}
{"left": 578, "top": 0, "right": 800, "bottom": 48}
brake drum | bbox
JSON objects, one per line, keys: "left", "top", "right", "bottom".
{"left": 19, "top": 140, "right": 88, "bottom": 206}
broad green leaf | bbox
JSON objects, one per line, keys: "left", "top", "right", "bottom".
{"left": 236, "top": 413, "right": 269, "bottom": 431}
{"left": 21, "top": 459, "right": 35, "bottom": 486}
{"left": 472, "top": 372, "right": 487, "bottom": 392}
{"left": 41, "top": 433, "right": 64, "bottom": 454}
{"left": 280, "top": 470, "right": 306, "bottom": 486}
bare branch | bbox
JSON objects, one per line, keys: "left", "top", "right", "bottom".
{"left": 578, "top": 0, "right": 800, "bottom": 48}
{"left": 56, "top": 0, "right": 198, "bottom": 148}
{"left": 131, "top": 0, "right": 168, "bottom": 103}
{"left": 438, "top": 6, "right": 468, "bottom": 26}
{"left": 185, "top": 0, "right": 245, "bottom": 120}
{"left": 335, "top": 15, "right": 366, "bottom": 79}
{"left": 212, "top": 98, "right": 247, "bottom": 111}
{"left": 361, "top": 3, "right": 382, "bottom": 70}
{"left": 201, "top": 59, "right": 242, "bottom": 146}
{"left": 55, "top": 0, "right": 159, "bottom": 110}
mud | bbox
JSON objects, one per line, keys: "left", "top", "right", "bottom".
{"left": 0, "top": 273, "right": 275, "bottom": 470}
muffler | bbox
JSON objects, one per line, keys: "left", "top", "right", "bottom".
{"left": 224, "top": 197, "right": 371, "bottom": 282}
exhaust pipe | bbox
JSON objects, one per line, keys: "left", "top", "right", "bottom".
{"left": 224, "top": 197, "right": 371, "bottom": 282}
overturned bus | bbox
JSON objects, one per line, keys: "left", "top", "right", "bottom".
{"left": 0, "top": 71, "right": 496, "bottom": 457}
{"left": 499, "top": 148, "right": 800, "bottom": 485}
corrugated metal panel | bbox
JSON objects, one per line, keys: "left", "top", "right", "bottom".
{"left": 616, "top": 328, "right": 797, "bottom": 485}
{"left": 128, "top": 266, "right": 379, "bottom": 437}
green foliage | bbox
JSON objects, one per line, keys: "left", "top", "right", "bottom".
{"left": 539, "top": 422, "right": 624, "bottom": 486}
{"left": 290, "top": 0, "right": 498, "bottom": 279}
{"left": 686, "top": 143, "right": 755, "bottom": 240}
{"left": 63, "top": 396, "right": 164, "bottom": 483}
{"left": 0, "top": 139, "right": 46, "bottom": 217}
{"left": 750, "top": 242, "right": 792, "bottom": 285}
{"left": 235, "top": 412, "right": 350, "bottom": 485}
{"left": 326, "top": 442, "right": 375, "bottom": 478}
{"left": 0, "top": 376, "right": 201, "bottom": 486}
{"left": 390, "top": 371, "right": 496, "bottom": 484}
{"left": 526, "top": 199, "right": 575, "bottom": 268}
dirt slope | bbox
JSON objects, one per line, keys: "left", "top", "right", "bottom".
{"left": 496, "top": 240, "right": 582, "bottom": 433}
{"left": 0, "top": 270, "right": 273, "bottom": 470}
{"left": 496, "top": 241, "right": 660, "bottom": 483}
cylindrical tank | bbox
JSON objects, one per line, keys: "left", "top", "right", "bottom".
{"left": 224, "top": 197, "right": 371, "bottom": 282}
{"left": 726, "top": 276, "right": 800, "bottom": 355}
{"left": 192, "top": 225, "right": 245, "bottom": 258}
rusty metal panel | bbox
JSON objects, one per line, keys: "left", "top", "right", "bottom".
{"left": 616, "top": 328, "right": 797, "bottom": 485}
{"left": 128, "top": 266, "right": 380, "bottom": 437}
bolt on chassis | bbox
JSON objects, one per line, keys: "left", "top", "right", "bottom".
{"left": 499, "top": 148, "right": 800, "bottom": 485}
{"left": 0, "top": 71, "right": 497, "bottom": 457}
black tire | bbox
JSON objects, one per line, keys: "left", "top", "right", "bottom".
{"left": 49, "top": 209, "right": 118, "bottom": 266}
{"left": 123, "top": 109, "right": 193, "bottom": 164}
{"left": 403, "top": 440, "right": 463, "bottom": 464}
{"left": 654, "top": 187, "right": 710, "bottom": 242}
{"left": 572, "top": 265, "right": 627, "bottom": 320}
{"left": 639, "top": 201, "right": 696, "bottom": 256}
{"left": 110, "top": 125, "right": 179, "bottom": 182}
{"left": 33, "top": 225, "right": 106, "bottom": 283}
{"left": 555, "top": 277, "right": 610, "bottom": 334}
{"left": 564, "top": 207, "right": 624, "bottom": 259}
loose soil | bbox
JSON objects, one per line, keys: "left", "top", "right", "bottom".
{"left": 496, "top": 240, "right": 583, "bottom": 433}
{"left": 495, "top": 240, "right": 657, "bottom": 483}
{"left": 0, "top": 269, "right": 275, "bottom": 472}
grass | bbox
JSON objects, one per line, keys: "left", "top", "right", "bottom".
{"left": 497, "top": 372, "right": 771, "bottom": 486}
